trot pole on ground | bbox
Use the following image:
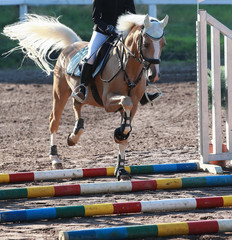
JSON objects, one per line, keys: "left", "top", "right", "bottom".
{"left": 58, "top": 219, "right": 232, "bottom": 240}
{"left": 0, "top": 162, "right": 199, "bottom": 183}
{"left": 1, "top": 195, "right": 232, "bottom": 223}
{"left": 0, "top": 175, "right": 232, "bottom": 200}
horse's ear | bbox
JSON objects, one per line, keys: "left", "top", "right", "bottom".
{"left": 161, "top": 15, "right": 169, "bottom": 28}
{"left": 144, "top": 14, "right": 151, "bottom": 28}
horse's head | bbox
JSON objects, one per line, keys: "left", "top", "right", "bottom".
{"left": 140, "top": 14, "right": 168, "bottom": 83}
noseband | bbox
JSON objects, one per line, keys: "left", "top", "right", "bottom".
{"left": 138, "top": 26, "right": 162, "bottom": 65}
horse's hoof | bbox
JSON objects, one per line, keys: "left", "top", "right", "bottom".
{"left": 67, "top": 129, "right": 84, "bottom": 146}
{"left": 115, "top": 168, "right": 131, "bottom": 181}
{"left": 52, "top": 161, "right": 63, "bottom": 169}
{"left": 67, "top": 133, "right": 76, "bottom": 146}
{"left": 50, "top": 155, "right": 63, "bottom": 169}
{"left": 118, "top": 174, "right": 131, "bottom": 181}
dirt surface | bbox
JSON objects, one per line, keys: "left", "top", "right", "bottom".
{"left": 0, "top": 68, "right": 232, "bottom": 240}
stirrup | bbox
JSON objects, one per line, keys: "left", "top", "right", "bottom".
{"left": 72, "top": 84, "right": 88, "bottom": 103}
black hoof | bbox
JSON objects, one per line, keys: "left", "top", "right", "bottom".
{"left": 115, "top": 168, "right": 131, "bottom": 181}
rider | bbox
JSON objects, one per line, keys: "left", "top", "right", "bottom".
{"left": 72, "top": 0, "right": 160, "bottom": 105}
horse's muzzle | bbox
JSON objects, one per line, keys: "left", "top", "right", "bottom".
{"left": 148, "top": 72, "right": 160, "bottom": 82}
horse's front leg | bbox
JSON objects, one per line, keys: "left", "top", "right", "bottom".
{"left": 114, "top": 141, "right": 132, "bottom": 181}
{"left": 105, "top": 94, "right": 133, "bottom": 181}
{"left": 67, "top": 100, "right": 84, "bottom": 146}
{"left": 114, "top": 110, "right": 132, "bottom": 181}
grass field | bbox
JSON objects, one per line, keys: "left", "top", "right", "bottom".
{"left": 0, "top": 4, "right": 232, "bottom": 69}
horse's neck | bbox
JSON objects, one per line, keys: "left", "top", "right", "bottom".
{"left": 123, "top": 27, "right": 142, "bottom": 74}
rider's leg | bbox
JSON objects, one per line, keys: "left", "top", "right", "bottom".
{"left": 72, "top": 31, "right": 107, "bottom": 103}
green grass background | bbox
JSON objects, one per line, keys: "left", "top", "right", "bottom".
{"left": 0, "top": 4, "right": 232, "bottom": 69}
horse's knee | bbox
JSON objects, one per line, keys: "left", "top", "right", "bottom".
{"left": 67, "top": 118, "right": 84, "bottom": 146}
{"left": 121, "top": 96, "right": 132, "bottom": 105}
{"left": 104, "top": 95, "right": 133, "bottom": 112}
{"left": 115, "top": 96, "right": 133, "bottom": 111}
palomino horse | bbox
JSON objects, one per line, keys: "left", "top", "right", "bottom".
{"left": 3, "top": 13, "right": 168, "bottom": 180}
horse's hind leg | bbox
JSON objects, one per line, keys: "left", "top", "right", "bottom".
{"left": 49, "top": 75, "right": 70, "bottom": 169}
{"left": 67, "top": 101, "right": 84, "bottom": 146}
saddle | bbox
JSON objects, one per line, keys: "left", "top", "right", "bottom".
{"left": 66, "top": 36, "right": 116, "bottom": 78}
{"left": 66, "top": 36, "right": 118, "bottom": 106}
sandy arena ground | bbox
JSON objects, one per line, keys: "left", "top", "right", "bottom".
{"left": 0, "top": 68, "right": 232, "bottom": 240}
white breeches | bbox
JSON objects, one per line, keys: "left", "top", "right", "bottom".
{"left": 86, "top": 31, "right": 108, "bottom": 65}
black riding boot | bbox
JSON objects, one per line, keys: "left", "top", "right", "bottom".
{"left": 140, "top": 92, "right": 160, "bottom": 105}
{"left": 72, "top": 62, "right": 93, "bottom": 103}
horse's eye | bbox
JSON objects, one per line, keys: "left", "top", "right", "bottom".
{"left": 144, "top": 43, "right": 149, "bottom": 48}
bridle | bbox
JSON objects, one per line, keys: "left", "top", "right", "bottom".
{"left": 100, "top": 24, "right": 164, "bottom": 96}
{"left": 138, "top": 26, "right": 163, "bottom": 66}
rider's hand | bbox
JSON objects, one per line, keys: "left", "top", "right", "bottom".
{"left": 106, "top": 25, "right": 118, "bottom": 36}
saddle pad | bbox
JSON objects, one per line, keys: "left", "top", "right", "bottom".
{"left": 66, "top": 46, "right": 88, "bottom": 76}
{"left": 66, "top": 46, "right": 108, "bottom": 78}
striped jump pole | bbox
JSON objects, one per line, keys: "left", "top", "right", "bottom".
{"left": 0, "top": 162, "right": 199, "bottom": 184}
{"left": 0, "top": 175, "right": 232, "bottom": 200}
{"left": 1, "top": 195, "right": 232, "bottom": 223}
{"left": 59, "top": 219, "right": 232, "bottom": 240}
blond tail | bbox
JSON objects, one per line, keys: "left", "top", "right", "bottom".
{"left": 3, "top": 14, "right": 81, "bottom": 75}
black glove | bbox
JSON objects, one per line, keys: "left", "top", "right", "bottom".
{"left": 106, "top": 25, "right": 117, "bottom": 36}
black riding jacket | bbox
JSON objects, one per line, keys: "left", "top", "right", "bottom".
{"left": 92, "top": 0, "right": 136, "bottom": 35}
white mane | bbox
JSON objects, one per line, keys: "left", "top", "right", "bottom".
{"left": 117, "top": 13, "right": 157, "bottom": 33}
